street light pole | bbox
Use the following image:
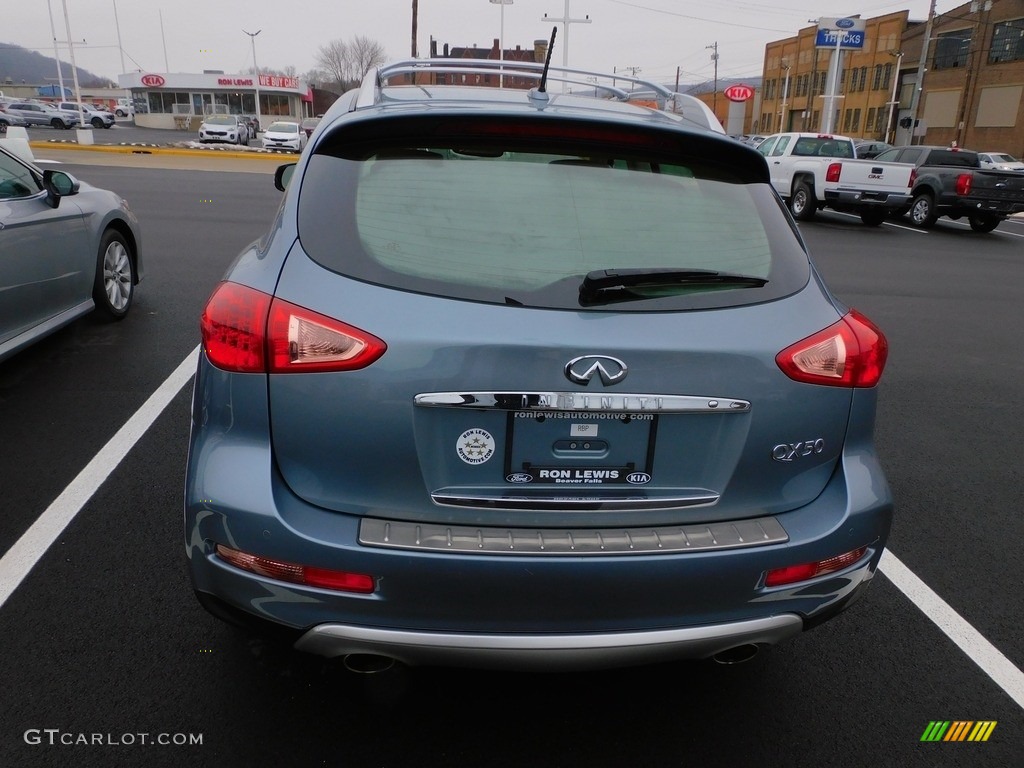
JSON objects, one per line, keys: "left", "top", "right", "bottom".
{"left": 243, "top": 29, "right": 262, "bottom": 132}
{"left": 490, "top": 0, "right": 514, "bottom": 88}
{"left": 45, "top": 0, "right": 66, "bottom": 98}
{"left": 884, "top": 50, "right": 904, "bottom": 143}
{"left": 779, "top": 59, "right": 791, "bottom": 132}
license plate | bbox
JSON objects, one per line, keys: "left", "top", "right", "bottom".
{"left": 504, "top": 411, "right": 656, "bottom": 486}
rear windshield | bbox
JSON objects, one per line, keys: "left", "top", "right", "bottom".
{"left": 791, "top": 137, "right": 854, "bottom": 158}
{"left": 927, "top": 150, "right": 979, "bottom": 167}
{"left": 296, "top": 116, "right": 809, "bottom": 311}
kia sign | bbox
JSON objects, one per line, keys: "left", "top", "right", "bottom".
{"left": 815, "top": 17, "right": 865, "bottom": 49}
{"left": 140, "top": 74, "right": 166, "bottom": 87}
{"left": 724, "top": 84, "right": 754, "bottom": 103}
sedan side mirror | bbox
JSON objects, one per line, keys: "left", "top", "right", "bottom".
{"left": 274, "top": 163, "right": 296, "bottom": 192}
{"left": 41, "top": 169, "right": 80, "bottom": 209}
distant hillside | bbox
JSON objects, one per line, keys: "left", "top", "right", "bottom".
{"left": 0, "top": 42, "right": 112, "bottom": 88}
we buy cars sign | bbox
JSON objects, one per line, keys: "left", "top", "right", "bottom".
{"left": 724, "top": 84, "right": 754, "bottom": 102}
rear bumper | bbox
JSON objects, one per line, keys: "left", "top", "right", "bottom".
{"left": 824, "top": 189, "right": 912, "bottom": 208}
{"left": 293, "top": 614, "right": 805, "bottom": 669}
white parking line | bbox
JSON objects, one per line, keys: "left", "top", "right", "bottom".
{"left": 880, "top": 550, "right": 1024, "bottom": 710}
{"left": 0, "top": 344, "right": 1021, "bottom": 715}
{"left": 0, "top": 346, "right": 199, "bottom": 610}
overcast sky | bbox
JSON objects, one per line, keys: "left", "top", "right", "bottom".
{"left": 5, "top": 1, "right": 939, "bottom": 87}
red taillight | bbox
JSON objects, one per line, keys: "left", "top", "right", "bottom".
{"left": 775, "top": 310, "right": 888, "bottom": 388}
{"left": 955, "top": 173, "right": 972, "bottom": 196}
{"left": 826, "top": 162, "right": 842, "bottom": 183}
{"left": 908, "top": 168, "right": 916, "bottom": 188}
{"left": 200, "top": 282, "right": 386, "bottom": 373}
{"left": 215, "top": 544, "right": 376, "bottom": 593}
{"left": 201, "top": 282, "right": 270, "bottom": 372}
{"left": 267, "top": 298, "right": 386, "bottom": 373}
{"left": 764, "top": 546, "right": 868, "bottom": 587}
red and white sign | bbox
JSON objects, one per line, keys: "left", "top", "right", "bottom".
{"left": 140, "top": 74, "right": 166, "bottom": 87}
{"left": 724, "top": 84, "right": 754, "bottom": 102}
{"left": 260, "top": 74, "right": 299, "bottom": 89}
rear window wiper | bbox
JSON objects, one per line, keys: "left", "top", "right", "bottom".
{"left": 579, "top": 268, "right": 768, "bottom": 305}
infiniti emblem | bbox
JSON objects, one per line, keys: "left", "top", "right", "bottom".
{"left": 565, "top": 355, "right": 628, "bottom": 386}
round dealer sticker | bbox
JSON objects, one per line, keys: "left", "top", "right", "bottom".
{"left": 457, "top": 428, "right": 495, "bottom": 465}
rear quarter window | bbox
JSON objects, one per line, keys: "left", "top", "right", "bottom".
{"left": 296, "top": 116, "right": 809, "bottom": 312}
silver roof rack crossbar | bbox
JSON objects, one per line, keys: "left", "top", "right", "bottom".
{"left": 354, "top": 58, "right": 724, "bottom": 133}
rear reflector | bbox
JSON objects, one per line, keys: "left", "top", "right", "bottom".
{"left": 764, "top": 546, "right": 868, "bottom": 587}
{"left": 215, "top": 544, "right": 376, "bottom": 593}
{"left": 775, "top": 310, "right": 888, "bottom": 387}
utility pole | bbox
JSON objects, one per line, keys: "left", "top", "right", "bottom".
{"left": 542, "top": 1, "right": 592, "bottom": 92}
{"left": 411, "top": 0, "right": 418, "bottom": 58}
{"left": 706, "top": 42, "right": 718, "bottom": 116}
{"left": 906, "top": 0, "right": 937, "bottom": 145}
{"left": 955, "top": 1, "right": 992, "bottom": 147}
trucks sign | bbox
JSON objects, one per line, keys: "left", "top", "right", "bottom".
{"left": 814, "top": 17, "right": 866, "bottom": 50}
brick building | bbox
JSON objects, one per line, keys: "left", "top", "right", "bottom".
{"left": 760, "top": 3, "right": 1024, "bottom": 155}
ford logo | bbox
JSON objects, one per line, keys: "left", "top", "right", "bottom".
{"left": 507, "top": 473, "right": 533, "bottom": 483}
{"left": 626, "top": 472, "right": 651, "bottom": 485}
{"left": 836, "top": 18, "right": 856, "bottom": 29}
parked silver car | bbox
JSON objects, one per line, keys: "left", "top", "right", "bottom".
{"left": 976, "top": 152, "right": 1024, "bottom": 171}
{"left": 4, "top": 101, "right": 79, "bottom": 129}
{"left": 54, "top": 101, "right": 116, "bottom": 129}
{"left": 0, "top": 143, "right": 142, "bottom": 362}
{"left": 0, "top": 110, "right": 29, "bottom": 133}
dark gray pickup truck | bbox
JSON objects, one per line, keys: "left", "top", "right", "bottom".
{"left": 874, "top": 145, "right": 1024, "bottom": 232}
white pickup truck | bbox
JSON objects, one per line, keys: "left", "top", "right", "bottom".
{"left": 756, "top": 132, "right": 914, "bottom": 226}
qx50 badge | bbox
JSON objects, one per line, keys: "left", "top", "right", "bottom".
{"left": 565, "top": 355, "right": 628, "bottom": 386}
{"left": 772, "top": 438, "right": 825, "bottom": 462}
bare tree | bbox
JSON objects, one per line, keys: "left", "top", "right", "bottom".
{"left": 315, "top": 35, "right": 387, "bottom": 91}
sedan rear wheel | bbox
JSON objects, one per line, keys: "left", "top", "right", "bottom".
{"left": 93, "top": 230, "right": 135, "bottom": 320}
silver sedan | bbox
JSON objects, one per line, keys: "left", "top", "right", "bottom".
{"left": 0, "top": 143, "right": 142, "bottom": 362}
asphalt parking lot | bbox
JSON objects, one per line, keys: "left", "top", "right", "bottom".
{"left": 0, "top": 140, "right": 1021, "bottom": 768}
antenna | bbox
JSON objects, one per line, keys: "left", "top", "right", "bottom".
{"left": 538, "top": 26, "right": 557, "bottom": 93}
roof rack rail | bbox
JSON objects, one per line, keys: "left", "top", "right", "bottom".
{"left": 355, "top": 58, "right": 724, "bottom": 133}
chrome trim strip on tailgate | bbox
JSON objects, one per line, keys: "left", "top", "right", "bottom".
{"left": 415, "top": 391, "right": 750, "bottom": 413}
{"left": 359, "top": 516, "right": 787, "bottom": 556}
{"left": 429, "top": 491, "right": 719, "bottom": 511}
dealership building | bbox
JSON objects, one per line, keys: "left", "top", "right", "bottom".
{"left": 117, "top": 71, "right": 312, "bottom": 129}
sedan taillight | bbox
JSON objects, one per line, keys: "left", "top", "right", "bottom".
{"left": 775, "top": 310, "right": 888, "bottom": 388}
{"left": 201, "top": 282, "right": 386, "bottom": 373}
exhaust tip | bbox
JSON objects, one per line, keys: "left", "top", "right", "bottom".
{"left": 342, "top": 653, "right": 398, "bottom": 674}
{"left": 712, "top": 644, "right": 760, "bottom": 665}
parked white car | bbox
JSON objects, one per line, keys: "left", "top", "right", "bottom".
{"left": 198, "top": 115, "right": 249, "bottom": 145}
{"left": 976, "top": 152, "right": 1024, "bottom": 171}
{"left": 261, "top": 120, "right": 307, "bottom": 152}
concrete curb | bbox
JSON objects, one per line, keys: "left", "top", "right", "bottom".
{"left": 28, "top": 140, "right": 293, "bottom": 161}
